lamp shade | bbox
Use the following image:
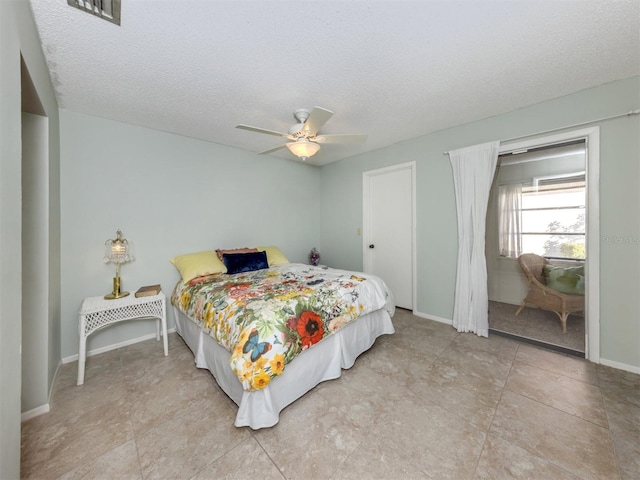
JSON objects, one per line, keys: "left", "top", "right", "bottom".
{"left": 286, "top": 138, "right": 320, "bottom": 160}
{"left": 104, "top": 229, "right": 133, "bottom": 264}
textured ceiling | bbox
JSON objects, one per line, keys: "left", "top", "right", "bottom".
{"left": 28, "top": 0, "right": 639, "bottom": 166}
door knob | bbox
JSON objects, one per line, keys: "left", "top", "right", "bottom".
{"left": 369, "top": 244, "right": 375, "bottom": 249}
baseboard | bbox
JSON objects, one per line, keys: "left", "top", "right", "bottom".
{"left": 21, "top": 360, "right": 62, "bottom": 422}
{"left": 21, "top": 404, "right": 49, "bottom": 422}
{"left": 48, "top": 359, "right": 63, "bottom": 404}
{"left": 599, "top": 357, "right": 640, "bottom": 375}
{"left": 412, "top": 310, "right": 453, "bottom": 326}
{"left": 62, "top": 327, "right": 177, "bottom": 364}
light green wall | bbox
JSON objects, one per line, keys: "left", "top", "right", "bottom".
{"left": 59, "top": 110, "right": 321, "bottom": 357}
{"left": 0, "top": 1, "right": 61, "bottom": 478}
{"left": 320, "top": 76, "right": 640, "bottom": 370}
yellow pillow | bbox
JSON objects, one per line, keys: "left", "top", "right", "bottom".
{"left": 170, "top": 251, "right": 226, "bottom": 283}
{"left": 256, "top": 246, "right": 290, "bottom": 266}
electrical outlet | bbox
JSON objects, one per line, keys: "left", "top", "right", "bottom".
{"left": 357, "top": 227, "right": 361, "bottom": 236}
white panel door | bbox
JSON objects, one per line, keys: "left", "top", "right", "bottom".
{"left": 363, "top": 163, "right": 414, "bottom": 309}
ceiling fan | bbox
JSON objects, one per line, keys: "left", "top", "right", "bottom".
{"left": 236, "top": 107, "right": 366, "bottom": 161}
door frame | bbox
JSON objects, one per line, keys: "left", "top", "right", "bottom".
{"left": 362, "top": 161, "right": 417, "bottom": 312}
{"left": 498, "top": 127, "right": 600, "bottom": 362}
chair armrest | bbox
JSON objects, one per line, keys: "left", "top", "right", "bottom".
{"left": 527, "top": 276, "right": 567, "bottom": 299}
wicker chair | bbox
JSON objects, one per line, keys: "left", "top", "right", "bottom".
{"left": 515, "top": 253, "right": 585, "bottom": 333}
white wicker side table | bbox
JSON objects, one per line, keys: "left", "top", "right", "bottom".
{"left": 77, "top": 291, "right": 168, "bottom": 385}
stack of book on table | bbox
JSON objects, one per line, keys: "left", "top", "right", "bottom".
{"left": 135, "top": 284, "right": 161, "bottom": 298}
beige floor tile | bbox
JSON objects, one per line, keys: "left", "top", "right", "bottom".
{"left": 388, "top": 326, "right": 458, "bottom": 360}
{"left": 490, "top": 391, "right": 619, "bottom": 479}
{"left": 52, "top": 362, "right": 86, "bottom": 392}
{"left": 57, "top": 440, "right": 142, "bottom": 480}
{"left": 417, "top": 357, "right": 506, "bottom": 395}
{"left": 253, "top": 393, "right": 365, "bottom": 479}
{"left": 136, "top": 399, "right": 250, "bottom": 480}
{"left": 351, "top": 340, "right": 439, "bottom": 388}
{"left": 597, "top": 364, "right": 640, "bottom": 409}
{"left": 49, "top": 371, "right": 130, "bottom": 422}
{"left": 332, "top": 436, "right": 433, "bottom": 480}
{"left": 474, "top": 433, "right": 582, "bottom": 479}
{"left": 450, "top": 331, "right": 520, "bottom": 363}
{"left": 606, "top": 409, "right": 640, "bottom": 480}
{"left": 21, "top": 401, "right": 134, "bottom": 479}
{"left": 190, "top": 437, "right": 284, "bottom": 480}
{"left": 515, "top": 344, "right": 598, "bottom": 385}
{"left": 368, "top": 395, "right": 486, "bottom": 479}
{"left": 408, "top": 359, "right": 503, "bottom": 430}
{"left": 598, "top": 362, "right": 640, "bottom": 477}
{"left": 120, "top": 333, "right": 192, "bottom": 377}
{"left": 435, "top": 341, "right": 514, "bottom": 388}
{"left": 506, "top": 360, "right": 608, "bottom": 427}
{"left": 392, "top": 311, "right": 459, "bottom": 338}
{"left": 70, "top": 348, "right": 125, "bottom": 387}
{"left": 314, "top": 367, "right": 407, "bottom": 429}
{"left": 125, "top": 357, "right": 221, "bottom": 436}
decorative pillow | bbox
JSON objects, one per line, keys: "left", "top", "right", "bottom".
{"left": 543, "top": 264, "right": 585, "bottom": 295}
{"left": 215, "top": 247, "right": 258, "bottom": 262}
{"left": 223, "top": 251, "right": 269, "bottom": 275}
{"left": 170, "top": 251, "right": 227, "bottom": 283}
{"left": 256, "top": 246, "right": 290, "bottom": 266}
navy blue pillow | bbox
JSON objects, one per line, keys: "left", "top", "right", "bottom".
{"left": 223, "top": 251, "right": 269, "bottom": 274}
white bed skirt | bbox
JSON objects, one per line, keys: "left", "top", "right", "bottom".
{"left": 173, "top": 306, "right": 395, "bottom": 429}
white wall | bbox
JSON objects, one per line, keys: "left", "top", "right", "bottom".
{"left": 319, "top": 76, "right": 640, "bottom": 371}
{"left": 0, "top": 1, "right": 61, "bottom": 478}
{"left": 59, "top": 110, "right": 322, "bottom": 358}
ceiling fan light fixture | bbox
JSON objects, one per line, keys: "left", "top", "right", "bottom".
{"left": 286, "top": 138, "right": 320, "bottom": 161}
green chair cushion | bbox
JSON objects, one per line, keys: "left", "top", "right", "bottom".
{"left": 542, "top": 264, "right": 585, "bottom": 295}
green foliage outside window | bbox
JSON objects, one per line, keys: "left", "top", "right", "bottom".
{"left": 560, "top": 243, "right": 585, "bottom": 259}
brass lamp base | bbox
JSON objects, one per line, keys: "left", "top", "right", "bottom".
{"left": 104, "top": 291, "right": 130, "bottom": 300}
{"left": 104, "top": 276, "right": 129, "bottom": 300}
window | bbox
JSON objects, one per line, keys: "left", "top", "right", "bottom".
{"left": 499, "top": 173, "right": 586, "bottom": 260}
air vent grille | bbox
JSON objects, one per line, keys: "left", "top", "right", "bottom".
{"left": 67, "top": 0, "right": 121, "bottom": 26}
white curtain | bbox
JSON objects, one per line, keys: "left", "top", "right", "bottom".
{"left": 498, "top": 184, "right": 523, "bottom": 258}
{"left": 449, "top": 141, "right": 500, "bottom": 337}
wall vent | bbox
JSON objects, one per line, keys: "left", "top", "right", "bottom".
{"left": 67, "top": 0, "right": 121, "bottom": 26}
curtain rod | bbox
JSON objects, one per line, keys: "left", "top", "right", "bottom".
{"left": 443, "top": 109, "right": 640, "bottom": 155}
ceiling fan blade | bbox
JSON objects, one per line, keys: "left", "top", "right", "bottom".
{"left": 303, "top": 107, "right": 333, "bottom": 135}
{"left": 236, "top": 124, "right": 288, "bottom": 138}
{"left": 315, "top": 134, "right": 367, "bottom": 144}
{"left": 258, "top": 144, "right": 288, "bottom": 155}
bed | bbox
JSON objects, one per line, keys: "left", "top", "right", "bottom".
{"left": 169, "top": 247, "right": 395, "bottom": 429}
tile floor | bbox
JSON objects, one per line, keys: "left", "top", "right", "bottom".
{"left": 21, "top": 309, "right": 639, "bottom": 479}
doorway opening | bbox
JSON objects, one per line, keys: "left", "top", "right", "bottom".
{"left": 486, "top": 134, "right": 595, "bottom": 358}
{"left": 21, "top": 55, "right": 52, "bottom": 417}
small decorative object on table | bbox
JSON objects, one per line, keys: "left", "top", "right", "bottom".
{"left": 135, "top": 284, "right": 161, "bottom": 298}
{"left": 309, "top": 247, "right": 320, "bottom": 266}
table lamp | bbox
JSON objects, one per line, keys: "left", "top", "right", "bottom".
{"left": 103, "top": 229, "right": 133, "bottom": 299}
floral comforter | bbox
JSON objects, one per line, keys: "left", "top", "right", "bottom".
{"left": 171, "top": 263, "right": 394, "bottom": 391}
